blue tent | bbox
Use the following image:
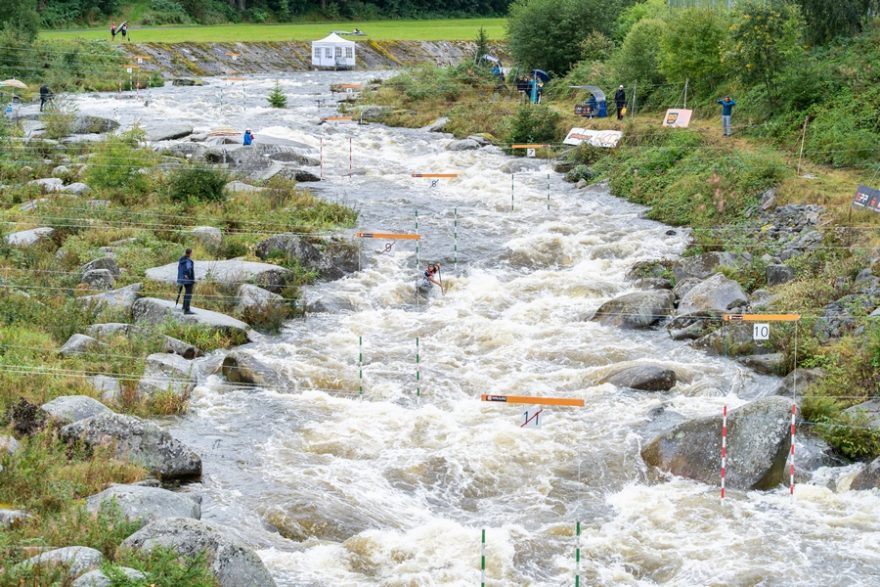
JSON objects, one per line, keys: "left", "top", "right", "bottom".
{"left": 570, "top": 85, "right": 608, "bottom": 118}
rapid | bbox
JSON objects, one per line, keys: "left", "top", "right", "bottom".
{"left": 69, "top": 74, "right": 880, "bottom": 586}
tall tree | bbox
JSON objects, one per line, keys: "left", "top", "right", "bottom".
{"left": 795, "top": 0, "right": 875, "bottom": 44}
{"left": 0, "top": 0, "right": 39, "bottom": 43}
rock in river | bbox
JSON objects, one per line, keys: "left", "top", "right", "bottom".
{"left": 676, "top": 273, "right": 749, "bottom": 316}
{"left": 603, "top": 365, "right": 677, "bottom": 391}
{"left": 87, "top": 484, "right": 201, "bottom": 523}
{"left": 592, "top": 290, "right": 675, "bottom": 329}
{"left": 641, "top": 396, "right": 793, "bottom": 490}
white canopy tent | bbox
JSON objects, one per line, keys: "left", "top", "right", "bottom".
{"left": 311, "top": 33, "right": 356, "bottom": 70}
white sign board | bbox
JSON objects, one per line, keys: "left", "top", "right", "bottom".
{"left": 526, "top": 148, "right": 536, "bottom": 158}
{"left": 563, "top": 128, "right": 623, "bottom": 148}
{"left": 521, "top": 408, "right": 543, "bottom": 428}
{"left": 662, "top": 108, "right": 693, "bottom": 128}
{"left": 753, "top": 323, "right": 770, "bottom": 341}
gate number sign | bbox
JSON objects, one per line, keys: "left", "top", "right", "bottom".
{"left": 753, "top": 323, "right": 770, "bottom": 341}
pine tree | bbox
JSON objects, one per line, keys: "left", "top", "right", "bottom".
{"left": 474, "top": 27, "right": 490, "bottom": 64}
{"left": 267, "top": 80, "right": 287, "bottom": 108}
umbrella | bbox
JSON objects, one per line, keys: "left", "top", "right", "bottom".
{"left": 481, "top": 54, "right": 501, "bottom": 64}
{"left": 0, "top": 79, "right": 28, "bottom": 89}
{"left": 531, "top": 69, "right": 550, "bottom": 82}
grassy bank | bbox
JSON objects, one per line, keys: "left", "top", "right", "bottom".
{"left": 40, "top": 18, "right": 506, "bottom": 43}
{"left": 359, "top": 60, "right": 880, "bottom": 459}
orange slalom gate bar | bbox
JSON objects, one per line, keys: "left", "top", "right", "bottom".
{"left": 511, "top": 144, "right": 550, "bottom": 149}
{"left": 723, "top": 313, "right": 801, "bottom": 322}
{"left": 481, "top": 394, "right": 585, "bottom": 407}
{"left": 356, "top": 232, "right": 421, "bottom": 240}
{"left": 322, "top": 116, "right": 354, "bottom": 122}
{"left": 411, "top": 173, "right": 459, "bottom": 178}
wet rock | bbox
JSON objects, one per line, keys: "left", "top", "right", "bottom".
{"left": 575, "top": 179, "right": 587, "bottom": 189}
{"left": 737, "top": 352, "right": 786, "bottom": 376}
{"left": 633, "top": 277, "right": 673, "bottom": 290}
{"left": 145, "top": 260, "right": 290, "bottom": 292}
{"left": 500, "top": 159, "right": 544, "bottom": 174}
{"left": 190, "top": 226, "right": 222, "bottom": 250}
{"left": 672, "top": 252, "right": 741, "bottom": 282}
{"left": 467, "top": 134, "right": 492, "bottom": 146}
{"left": 676, "top": 273, "right": 748, "bottom": 316}
{"left": 672, "top": 277, "right": 702, "bottom": 302}
{"left": 21, "top": 546, "right": 105, "bottom": 579}
{"left": 61, "top": 182, "right": 91, "bottom": 195}
{"left": 851, "top": 457, "right": 880, "bottom": 490}
{"left": 603, "top": 365, "right": 677, "bottom": 391}
{"left": 87, "top": 484, "right": 201, "bottom": 523}
{"left": 136, "top": 353, "right": 195, "bottom": 399}
{"left": 667, "top": 312, "right": 722, "bottom": 341}
{"left": 422, "top": 117, "right": 449, "bottom": 132}
{"left": 41, "top": 395, "right": 111, "bottom": 425}
{"left": 172, "top": 78, "right": 203, "bottom": 86}
{"left": 80, "top": 283, "right": 142, "bottom": 313}
{"left": 72, "top": 567, "right": 147, "bottom": 587}
{"left": 73, "top": 116, "right": 119, "bottom": 134}
{"left": 236, "top": 284, "right": 283, "bottom": 315}
{"left": 163, "top": 336, "right": 203, "bottom": 359}
{"left": 89, "top": 375, "right": 122, "bottom": 404}
{"left": 255, "top": 234, "right": 358, "bottom": 281}
{"left": 59, "top": 334, "right": 102, "bottom": 357}
{"left": 121, "top": 518, "right": 277, "bottom": 587}
{"left": 774, "top": 368, "right": 826, "bottom": 397}
{"left": 146, "top": 124, "right": 194, "bottom": 142}
{"left": 0, "top": 509, "right": 32, "bottom": 528}
{"left": 132, "top": 298, "right": 251, "bottom": 341}
{"left": 5, "top": 227, "right": 55, "bottom": 247}
{"left": 221, "top": 351, "right": 282, "bottom": 388}
{"left": 642, "top": 396, "right": 793, "bottom": 490}
{"left": 82, "top": 268, "right": 116, "bottom": 290}
{"left": 691, "top": 322, "right": 756, "bottom": 356}
{"left": 61, "top": 413, "right": 201, "bottom": 479}
{"left": 225, "top": 180, "right": 264, "bottom": 193}
{"left": 273, "top": 167, "right": 322, "bottom": 182}
{"left": 446, "top": 138, "right": 481, "bottom": 151}
{"left": 592, "top": 290, "right": 675, "bottom": 329}
{"left": 766, "top": 264, "right": 795, "bottom": 286}
{"left": 626, "top": 259, "right": 674, "bottom": 282}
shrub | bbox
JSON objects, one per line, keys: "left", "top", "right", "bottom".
{"left": 167, "top": 166, "right": 228, "bottom": 203}
{"left": 267, "top": 80, "right": 287, "bottom": 108}
{"left": 40, "top": 99, "right": 77, "bottom": 140}
{"left": 86, "top": 130, "right": 154, "bottom": 200}
{"left": 659, "top": 8, "right": 727, "bottom": 96}
{"left": 505, "top": 104, "right": 561, "bottom": 146}
{"left": 610, "top": 18, "right": 667, "bottom": 91}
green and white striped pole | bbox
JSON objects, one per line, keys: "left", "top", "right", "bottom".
{"left": 575, "top": 521, "right": 581, "bottom": 586}
{"left": 416, "top": 336, "right": 421, "bottom": 397}
{"left": 481, "top": 528, "right": 486, "bottom": 587}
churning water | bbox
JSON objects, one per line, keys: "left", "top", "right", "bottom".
{"left": 69, "top": 74, "right": 880, "bottom": 586}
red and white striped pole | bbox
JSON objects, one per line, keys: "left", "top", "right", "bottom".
{"left": 720, "top": 404, "right": 727, "bottom": 501}
{"left": 349, "top": 137, "right": 352, "bottom": 180}
{"left": 789, "top": 403, "right": 797, "bottom": 497}
{"left": 320, "top": 138, "right": 324, "bottom": 179}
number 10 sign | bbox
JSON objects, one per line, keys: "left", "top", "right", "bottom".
{"left": 753, "top": 323, "right": 770, "bottom": 341}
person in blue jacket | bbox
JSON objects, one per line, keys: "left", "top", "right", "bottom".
{"left": 177, "top": 248, "right": 195, "bottom": 315}
{"left": 243, "top": 128, "right": 254, "bottom": 146}
{"left": 717, "top": 96, "right": 736, "bottom": 136}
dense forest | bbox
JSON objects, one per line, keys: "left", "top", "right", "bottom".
{"left": 30, "top": 0, "right": 513, "bottom": 27}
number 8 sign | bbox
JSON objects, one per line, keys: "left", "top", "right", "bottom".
{"left": 753, "top": 323, "right": 770, "bottom": 341}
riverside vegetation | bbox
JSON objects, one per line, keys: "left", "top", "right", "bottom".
{"left": 357, "top": 2, "right": 880, "bottom": 462}
{"left": 0, "top": 112, "right": 356, "bottom": 582}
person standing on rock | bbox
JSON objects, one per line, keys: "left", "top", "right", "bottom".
{"left": 39, "top": 84, "right": 52, "bottom": 112}
{"left": 177, "top": 248, "right": 196, "bottom": 315}
{"left": 717, "top": 96, "right": 736, "bottom": 137}
{"left": 243, "top": 128, "right": 254, "bottom": 146}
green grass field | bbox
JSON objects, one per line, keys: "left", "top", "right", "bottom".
{"left": 40, "top": 18, "right": 506, "bottom": 43}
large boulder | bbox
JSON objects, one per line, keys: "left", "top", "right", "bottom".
{"left": 21, "top": 546, "right": 104, "bottom": 579}
{"left": 86, "top": 484, "right": 201, "bottom": 523}
{"left": 672, "top": 252, "right": 741, "bottom": 282}
{"left": 221, "top": 351, "right": 283, "bottom": 388}
{"left": 61, "top": 413, "right": 201, "bottom": 479}
{"left": 41, "top": 395, "right": 111, "bottom": 425}
{"left": 774, "top": 368, "right": 826, "bottom": 397}
{"left": 163, "top": 335, "right": 203, "bottom": 360}
{"left": 59, "top": 334, "right": 102, "bottom": 357}
{"left": 0, "top": 509, "right": 32, "bottom": 528}
{"left": 89, "top": 375, "right": 122, "bottom": 404}
{"left": 737, "top": 353, "right": 786, "bottom": 376}
{"left": 422, "top": 117, "right": 449, "bottom": 132}
{"left": 236, "top": 284, "right": 283, "bottom": 315}
{"left": 446, "top": 138, "right": 481, "bottom": 151}
{"left": 27, "top": 178, "right": 64, "bottom": 192}
{"left": 273, "top": 168, "right": 321, "bottom": 182}
{"left": 676, "top": 273, "right": 749, "bottom": 316}
{"left": 5, "top": 227, "right": 55, "bottom": 247}
{"left": 766, "top": 264, "right": 795, "bottom": 286}
{"left": 843, "top": 399, "right": 880, "bottom": 429}
{"left": 131, "top": 298, "right": 251, "bottom": 341}
{"left": 82, "top": 269, "right": 116, "bottom": 290}
{"left": 641, "top": 396, "right": 794, "bottom": 490}
{"left": 72, "top": 567, "right": 147, "bottom": 587}
{"left": 146, "top": 124, "right": 194, "bottom": 142}
{"left": 62, "top": 182, "right": 91, "bottom": 196}
{"left": 690, "top": 321, "right": 756, "bottom": 356}
{"left": 851, "top": 457, "right": 880, "bottom": 490}
{"left": 121, "top": 518, "right": 277, "bottom": 587}
{"left": 86, "top": 323, "right": 130, "bottom": 338}
{"left": 136, "top": 353, "right": 195, "bottom": 399}
{"left": 145, "top": 260, "right": 290, "bottom": 292}
{"left": 81, "top": 257, "right": 121, "bottom": 279}
{"left": 255, "top": 234, "right": 358, "bottom": 281}
{"left": 592, "top": 290, "right": 675, "bottom": 329}
{"left": 190, "top": 226, "right": 222, "bottom": 250}
{"left": 603, "top": 365, "right": 677, "bottom": 391}
{"left": 73, "top": 115, "right": 119, "bottom": 134}
{"left": 80, "top": 283, "right": 142, "bottom": 313}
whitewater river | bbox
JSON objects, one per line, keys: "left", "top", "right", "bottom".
{"left": 69, "top": 74, "right": 880, "bottom": 586}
